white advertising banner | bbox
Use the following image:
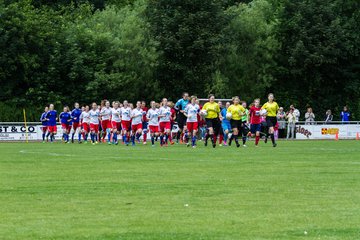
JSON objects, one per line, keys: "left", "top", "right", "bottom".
{"left": 295, "top": 124, "right": 360, "bottom": 140}
{"left": 0, "top": 124, "right": 63, "bottom": 141}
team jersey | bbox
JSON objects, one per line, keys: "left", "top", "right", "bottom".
{"left": 100, "top": 107, "right": 112, "bottom": 120}
{"left": 202, "top": 102, "right": 220, "bottom": 119}
{"left": 45, "top": 110, "right": 57, "bottom": 126}
{"left": 80, "top": 111, "right": 90, "bottom": 123}
{"left": 120, "top": 107, "right": 131, "bottom": 121}
{"left": 242, "top": 109, "right": 249, "bottom": 122}
{"left": 249, "top": 106, "right": 262, "bottom": 124}
{"left": 159, "top": 106, "right": 171, "bottom": 122}
{"left": 142, "top": 107, "right": 148, "bottom": 122}
{"left": 71, "top": 108, "right": 82, "bottom": 123}
{"left": 175, "top": 98, "right": 189, "bottom": 110}
{"left": 220, "top": 108, "right": 230, "bottom": 124}
{"left": 59, "top": 112, "right": 72, "bottom": 124}
{"left": 131, "top": 108, "right": 144, "bottom": 125}
{"left": 111, "top": 108, "right": 121, "bottom": 122}
{"left": 40, "top": 112, "right": 48, "bottom": 126}
{"left": 184, "top": 103, "right": 200, "bottom": 123}
{"left": 147, "top": 108, "right": 160, "bottom": 126}
{"left": 89, "top": 109, "right": 100, "bottom": 124}
{"left": 227, "top": 104, "right": 246, "bottom": 120}
{"left": 261, "top": 102, "right": 279, "bottom": 117}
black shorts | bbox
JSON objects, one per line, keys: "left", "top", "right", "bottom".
{"left": 205, "top": 118, "right": 219, "bottom": 129}
{"left": 266, "top": 116, "right": 277, "bottom": 127}
{"left": 177, "top": 112, "right": 187, "bottom": 129}
{"left": 230, "top": 119, "right": 242, "bottom": 130}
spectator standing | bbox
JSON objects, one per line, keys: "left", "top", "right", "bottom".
{"left": 324, "top": 110, "right": 333, "bottom": 123}
{"left": 277, "top": 107, "right": 286, "bottom": 138}
{"left": 286, "top": 108, "right": 296, "bottom": 139}
{"left": 290, "top": 104, "right": 300, "bottom": 123}
{"left": 341, "top": 106, "right": 350, "bottom": 123}
{"left": 305, "top": 107, "right": 315, "bottom": 125}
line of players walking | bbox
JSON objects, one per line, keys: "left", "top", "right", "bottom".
{"left": 40, "top": 93, "right": 279, "bottom": 148}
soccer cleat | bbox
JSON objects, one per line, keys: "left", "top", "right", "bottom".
{"left": 95, "top": 141, "right": 99, "bottom": 144}
{"left": 264, "top": 138, "right": 268, "bottom": 144}
{"left": 67, "top": 141, "right": 71, "bottom": 144}
{"left": 152, "top": 144, "right": 155, "bottom": 147}
{"left": 219, "top": 144, "right": 223, "bottom": 147}
{"left": 273, "top": 143, "right": 277, "bottom": 147}
{"left": 243, "top": 144, "right": 247, "bottom": 147}
{"left": 192, "top": 146, "right": 196, "bottom": 148}
{"left": 92, "top": 142, "right": 95, "bottom": 145}
{"left": 204, "top": 140, "right": 208, "bottom": 147}
{"left": 115, "top": 141, "right": 119, "bottom": 145}
{"left": 78, "top": 141, "right": 82, "bottom": 144}
{"left": 108, "top": 142, "right": 111, "bottom": 145}
{"left": 143, "top": 141, "right": 147, "bottom": 145}
{"left": 236, "top": 143, "right": 240, "bottom": 148}
{"left": 212, "top": 143, "right": 216, "bottom": 148}
{"left": 170, "top": 141, "right": 175, "bottom": 145}
{"left": 71, "top": 139, "right": 74, "bottom": 143}
{"left": 187, "top": 143, "right": 190, "bottom": 147}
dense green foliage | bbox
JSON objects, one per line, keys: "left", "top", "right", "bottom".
{"left": 0, "top": 0, "right": 359, "bottom": 121}
{"left": 1, "top": 141, "right": 360, "bottom": 239}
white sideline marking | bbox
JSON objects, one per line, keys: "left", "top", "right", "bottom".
{"left": 19, "top": 150, "right": 74, "bottom": 157}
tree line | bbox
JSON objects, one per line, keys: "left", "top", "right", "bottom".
{"left": 0, "top": 0, "right": 359, "bottom": 121}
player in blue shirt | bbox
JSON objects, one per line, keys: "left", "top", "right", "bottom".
{"left": 40, "top": 106, "right": 49, "bottom": 143}
{"left": 220, "top": 102, "right": 231, "bottom": 145}
{"left": 174, "top": 92, "right": 189, "bottom": 143}
{"left": 341, "top": 106, "right": 350, "bottom": 123}
{"left": 59, "top": 106, "right": 72, "bottom": 143}
{"left": 71, "top": 102, "right": 82, "bottom": 143}
{"left": 45, "top": 104, "right": 58, "bottom": 143}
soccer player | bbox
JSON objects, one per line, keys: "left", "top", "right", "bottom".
{"left": 80, "top": 105, "right": 90, "bottom": 143}
{"left": 215, "top": 101, "right": 224, "bottom": 146}
{"left": 220, "top": 102, "right": 231, "bottom": 146}
{"left": 249, "top": 99, "right": 262, "bottom": 146}
{"left": 130, "top": 101, "right": 144, "bottom": 146}
{"left": 71, "top": 102, "right": 82, "bottom": 143}
{"left": 158, "top": 98, "right": 172, "bottom": 146}
{"left": 202, "top": 94, "right": 222, "bottom": 148}
{"left": 89, "top": 102, "right": 100, "bottom": 145}
{"left": 261, "top": 93, "right": 279, "bottom": 147}
{"left": 147, "top": 101, "right": 160, "bottom": 146}
{"left": 168, "top": 101, "right": 176, "bottom": 144}
{"left": 121, "top": 100, "right": 132, "bottom": 145}
{"left": 184, "top": 96, "right": 200, "bottom": 148}
{"left": 175, "top": 92, "right": 189, "bottom": 143}
{"left": 141, "top": 101, "right": 148, "bottom": 144}
{"left": 241, "top": 101, "right": 250, "bottom": 147}
{"left": 227, "top": 96, "right": 246, "bottom": 148}
{"left": 59, "top": 106, "right": 72, "bottom": 143}
{"left": 40, "top": 106, "right": 49, "bottom": 143}
{"left": 45, "top": 104, "right": 57, "bottom": 143}
{"left": 111, "top": 101, "right": 121, "bottom": 145}
{"left": 100, "top": 100, "right": 112, "bottom": 144}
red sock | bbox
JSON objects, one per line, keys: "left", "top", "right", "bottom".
{"left": 169, "top": 133, "right": 172, "bottom": 142}
{"left": 255, "top": 136, "right": 260, "bottom": 145}
{"left": 219, "top": 134, "right": 223, "bottom": 144}
{"left": 143, "top": 132, "right": 147, "bottom": 142}
{"left": 213, "top": 134, "right": 217, "bottom": 144}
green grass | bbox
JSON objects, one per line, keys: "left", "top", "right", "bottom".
{"left": 0, "top": 140, "right": 360, "bottom": 239}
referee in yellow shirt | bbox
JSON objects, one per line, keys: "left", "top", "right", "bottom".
{"left": 227, "top": 96, "right": 246, "bottom": 148}
{"left": 202, "top": 94, "right": 222, "bottom": 148}
{"left": 261, "top": 93, "right": 279, "bottom": 147}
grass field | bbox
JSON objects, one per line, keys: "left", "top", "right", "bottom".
{"left": 1, "top": 140, "right": 359, "bottom": 239}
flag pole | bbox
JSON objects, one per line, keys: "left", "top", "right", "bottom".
{"left": 23, "top": 108, "right": 28, "bottom": 143}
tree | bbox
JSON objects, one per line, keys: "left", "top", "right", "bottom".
{"left": 146, "top": 0, "right": 226, "bottom": 98}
